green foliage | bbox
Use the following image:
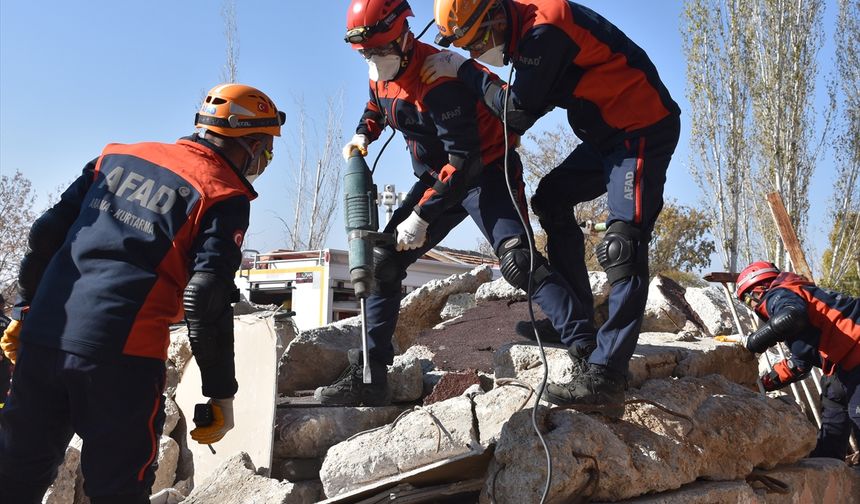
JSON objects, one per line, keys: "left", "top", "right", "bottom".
{"left": 650, "top": 200, "right": 716, "bottom": 277}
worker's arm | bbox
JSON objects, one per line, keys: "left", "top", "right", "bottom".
{"left": 745, "top": 289, "right": 810, "bottom": 354}
{"left": 13, "top": 161, "right": 97, "bottom": 319}
{"left": 456, "top": 25, "right": 576, "bottom": 134}
{"left": 411, "top": 80, "right": 487, "bottom": 223}
{"left": 759, "top": 358, "right": 811, "bottom": 392}
{"left": 355, "top": 87, "right": 387, "bottom": 142}
{"left": 185, "top": 195, "right": 249, "bottom": 400}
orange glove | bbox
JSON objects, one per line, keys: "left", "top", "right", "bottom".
{"left": 1, "top": 319, "right": 22, "bottom": 364}
{"left": 190, "top": 397, "right": 234, "bottom": 445}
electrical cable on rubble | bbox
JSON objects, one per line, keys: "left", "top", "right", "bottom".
{"left": 499, "top": 63, "right": 554, "bottom": 504}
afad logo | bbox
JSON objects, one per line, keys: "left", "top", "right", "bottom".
{"left": 233, "top": 229, "right": 245, "bottom": 247}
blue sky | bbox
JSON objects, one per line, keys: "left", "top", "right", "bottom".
{"left": 0, "top": 1, "right": 840, "bottom": 268}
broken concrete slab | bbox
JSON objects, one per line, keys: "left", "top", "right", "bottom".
{"left": 475, "top": 277, "right": 526, "bottom": 303}
{"left": 473, "top": 381, "right": 534, "bottom": 447}
{"left": 389, "top": 354, "right": 424, "bottom": 403}
{"left": 182, "top": 452, "right": 308, "bottom": 504}
{"left": 175, "top": 314, "right": 280, "bottom": 482}
{"left": 595, "top": 480, "right": 761, "bottom": 503}
{"left": 319, "top": 396, "right": 481, "bottom": 498}
{"left": 273, "top": 405, "right": 404, "bottom": 459}
{"left": 494, "top": 332, "right": 759, "bottom": 390}
{"left": 481, "top": 375, "right": 816, "bottom": 503}
{"left": 162, "top": 396, "right": 180, "bottom": 437}
{"left": 277, "top": 317, "right": 362, "bottom": 395}
{"left": 757, "top": 458, "right": 860, "bottom": 503}
{"left": 152, "top": 435, "right": 179, "bottom": 494}
{"left": 684, "top": 285, "right": 756, "bottom": 337}
{"left": 440, "top": 292, "right": 477, "bottom": 320}
{"left": 393, "top": 265, "right": 493, "bottom": 353}
{"left": 642, "top": 275, "right": 692, "bottom": 333}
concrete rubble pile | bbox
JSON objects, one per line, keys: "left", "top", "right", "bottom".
{"left": 41, "top": 269, "right": 860, "bottom": 503}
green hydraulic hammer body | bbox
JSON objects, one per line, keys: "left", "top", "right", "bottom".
{"left": 343, "top": 151, "right": 394, "bottom": 383}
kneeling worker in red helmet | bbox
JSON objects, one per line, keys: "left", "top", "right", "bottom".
{"left": 736, "top": 261, "right": 860, "bottom": 460}
{"left": 0, "top": 83, "right": 284, "bottom": 503}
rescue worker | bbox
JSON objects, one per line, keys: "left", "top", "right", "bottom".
{"left": 735, "top": 261, "right": 860, "bottom": 460}
{"left": 0, "top": 83, "right": 285, "bottom": 503}
{"left": 423, "top": 0, "right": 681, "bottom": 417}
{"left": 318, "top": 0, "right": 592, "bottom": 406}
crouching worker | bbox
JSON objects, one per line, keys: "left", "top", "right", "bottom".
{"left": 315, "top": 0, "right": 592, "bottom": 407}
{"left": 0, "top": 83, "right": 284, "bottom": 504}
{"left": 735, "top": 261, "right": 860, "bottom": 461}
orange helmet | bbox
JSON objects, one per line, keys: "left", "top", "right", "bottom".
{"left": 434, "top": 0, "right": 496, "bottom": 48}
{"left": 735, "top": 261, "right": 780, "bottom": 308}
{"left": 195, "top": 84, "right": 285, "bottom": 137}
{"left": 345, "top": 0, "right": 414, "bottom": 49}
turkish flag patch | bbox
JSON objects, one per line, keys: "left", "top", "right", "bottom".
{"left": 233, "top": 229, "right": 245, "bottom": 247}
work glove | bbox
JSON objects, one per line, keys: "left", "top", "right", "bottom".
{"left": 342, "top": 134, "right": 369, "bottom": 161}
{"left": 714, "top": 333, "right": 749, "bottom": 347}
{"left": 759, "top": 359, "right": 807, "bottom": 392}
{"left": 1, "top": 319, "right": 22, "bottom": 365}
{"left": 420, "top": 51, "right": 468, "bottom": 84}
{"left": 189, "top": 397, "right": 234, "bottom": 445}
{"left": 395, "top": 212, "right": 430, "bottom": 251}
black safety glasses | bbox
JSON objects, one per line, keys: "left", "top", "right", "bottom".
{"left": 344, "top": 2, "right": 410, "bottom": 44}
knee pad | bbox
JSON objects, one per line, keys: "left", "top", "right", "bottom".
{"left": 498, "top": 237, "right": 551, "bottom": 291}
{"left": 596, "top": 221, "right": 642, "bottom": 285}
{"left": 372, "top": 247, "right": 403, "bottom": 295}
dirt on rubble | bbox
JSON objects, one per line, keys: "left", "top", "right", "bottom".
{"left": 415, "top": 299, "right": 557, "bottom": 373}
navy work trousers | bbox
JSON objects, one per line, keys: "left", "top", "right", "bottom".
{"left": 811, "top": 368, "right": 860, "bottom": 459}
{"left": 531, "top": 115, "right": 681, "bottom": 374}
{"left": 0, "top": 343, "right": 165, "bottom": 504}
{"left": 365, "top": 152, "right": 592, "bottom": 365}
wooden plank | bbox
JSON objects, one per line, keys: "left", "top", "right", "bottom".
{"left": 703, "top": 272, "right": 739, "bottom": 284}
{"left": 765, "top": 193, "right": 815, "bottom": 281}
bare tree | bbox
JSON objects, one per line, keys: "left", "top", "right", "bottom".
{"left": 277, "top": 93, "right": 345, "bottom": 250}
{"left": 820, "top": 0, "right": 860, "bottom": 292}
{"left": 0, "top": 171, "right": 38, "bottom": 312}
{"left": 220, "top": 0, "right": 239, "bottom": 83}
{"left": 682, "top": 0, "right": 753, "bottom": 273}
{"left": 745, "top": 0, "right": 826, "bottom": 268}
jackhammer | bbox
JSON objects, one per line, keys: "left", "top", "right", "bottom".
{"left": 343, "top": 149, "right": 394, "bottom": 383}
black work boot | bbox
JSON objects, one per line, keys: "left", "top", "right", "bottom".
{"left": 542, "top": 363, "right": 627, "bottom": 419}
{"left": 515, "top": 318, "right": 562, "bottom": 344}
{"left": 314, "top": 349, "right": 391, "bottom": 406}
{"left": 567, "top": 343, "right": 596, "bottom": 377}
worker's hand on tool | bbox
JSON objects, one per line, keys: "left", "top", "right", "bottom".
{"left": 1, "top": 319, "right": 22, "bottom": 364}
{"left": 190, "top": 397, "right": 234, "bottom": 445}
{"left": 758, "top": 370, "right": 781, "bottom": 392}
{"left": 342, "top": 134, "right": 369, "bottom": 160}
{"left": 395, "top": 212, "right": 429, "bottom": 251}
{"left": 420, "top": 51, "right": 467, "bottom": 84}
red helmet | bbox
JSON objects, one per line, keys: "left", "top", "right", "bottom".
{"left": 345, "top": 0, "right": 413, "bottom": 49}
{"left": 735, "top": 261, "right": 780, "bottom": 303}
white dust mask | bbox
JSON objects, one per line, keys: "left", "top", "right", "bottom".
{"left": 368, "top": 54, "right": 402, "bottom": 82}
{"left": 476, "top": 44, "right": 505, "bottom": 67}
